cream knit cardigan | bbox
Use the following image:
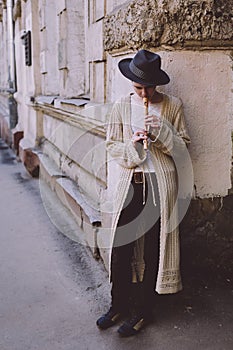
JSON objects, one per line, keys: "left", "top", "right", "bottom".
{"left": 105, "top": 93, "right": 191, "bottom": 294}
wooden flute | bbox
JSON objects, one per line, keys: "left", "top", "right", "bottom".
{"left": 143, "top": 97, "right": 149, "bottom": 150}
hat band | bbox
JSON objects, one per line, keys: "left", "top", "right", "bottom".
{"left": 129, "top": 61, "right": 150, "bottom": 81}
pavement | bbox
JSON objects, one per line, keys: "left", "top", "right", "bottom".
{"left": 0, "top": 138, "right": 232, "bottom": 350}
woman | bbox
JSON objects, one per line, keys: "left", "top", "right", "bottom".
{"left": 97, "top": 49, "right": 191, "bottom": 337}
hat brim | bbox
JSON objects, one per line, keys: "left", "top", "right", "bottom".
{"left": 118, "top": 58, "right": 170, "bottom": 86}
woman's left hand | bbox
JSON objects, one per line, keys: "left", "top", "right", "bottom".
{"left": 144, "top": 114, "right": 161, "bottom": 129}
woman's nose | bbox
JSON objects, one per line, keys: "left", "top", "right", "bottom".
{"left": 141, "top": 88, "right": 148, "bottom": 97}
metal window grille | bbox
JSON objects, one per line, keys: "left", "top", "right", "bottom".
{"left": 24, "top": 31, "right": 32, "bottom": 66}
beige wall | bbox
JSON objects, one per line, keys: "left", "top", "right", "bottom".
{"left": 12, "top": 0, "right": 41, "bottom": 145}
{"left": 0, "top": 7, "right": 8, "bottom": 89}
{"left": 39, "top": 0, "right": 59, "bottom": 95}
{"left": 86, "top": 1, "right": 105, "bottom": 102}
{"left": 57, "top": 0, "right": 86, "bottom": 97}
{"left": 160, "top": 51, "right": 232, "bottom": 198}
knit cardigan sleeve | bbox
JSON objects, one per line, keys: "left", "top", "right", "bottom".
{"left": 106, "top": 100, "right": 147, "bottom": 169}
{"left": 150, "top": 97, "right": 190, "bottom": 158}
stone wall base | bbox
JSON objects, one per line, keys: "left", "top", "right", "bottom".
{"left": 19, "top": 140, "right": 40, "bottom": 178}
{"left": 180, "top": 195, "right": 233, "bottom": 284}
{"left": 11, "top": 130, "right": 23, "bottom": 155}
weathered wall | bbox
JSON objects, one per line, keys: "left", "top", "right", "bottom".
{"left": 41, "top": 108, "right": 106, "bottom": 199}
{"left": 57, "top": 0, "right": 86, "bottom": 98}
{"left": 104, "top": 0, "right": 233, "bottom": 51}
{"left": 39, "top": 0, "right": 59, "bottom": 95}
{"left": 86, "top": 0, "right": 106, "bottom": 103}
{"left": 0, "top": 3, "right": 8, "bottom": 136}
{"left": 0, "top": 5, "right": 8, "bottom": 89}
{"left": 11, "top": 0, "right": 42, "bottom": 148}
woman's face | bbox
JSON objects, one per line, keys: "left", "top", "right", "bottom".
{"left": 132, "top": 82, "right": 157, "bottom": 100}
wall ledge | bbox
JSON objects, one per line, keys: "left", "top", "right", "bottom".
{"left": 34, "top": 100, "right": 106, "bottom": 138}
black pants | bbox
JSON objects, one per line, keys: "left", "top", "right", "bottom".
{"left": 111, "top": 173, "right": 160, "bottom": 317}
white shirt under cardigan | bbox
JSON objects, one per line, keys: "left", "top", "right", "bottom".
{"left": 131, "top": 93, "right": 162, "bottom": 173}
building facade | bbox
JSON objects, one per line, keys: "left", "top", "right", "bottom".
{"left": 0, "top": 0, "right": 232, "bottom": 273}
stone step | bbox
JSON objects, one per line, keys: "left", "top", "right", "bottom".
{"left": 39, "top": 152, "right": 101, "bottom": 258}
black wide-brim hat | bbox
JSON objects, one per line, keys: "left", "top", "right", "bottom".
{"left": 118, "top": 49, "right": 170, "bottom": 86}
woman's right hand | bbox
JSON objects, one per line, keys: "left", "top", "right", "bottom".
{"left": 131, "top": 129, "right": 148, "bottom": 146}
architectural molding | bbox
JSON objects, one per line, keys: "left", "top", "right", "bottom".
{"left": 34, "top": 102, "right": 106, "bottom": 138}
{"left": 104, "top": 0, "right": 233, "bottom": 51}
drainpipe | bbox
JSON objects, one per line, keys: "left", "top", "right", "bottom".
{"left": 7, "top": 0, "right": 18, "bottom": 129}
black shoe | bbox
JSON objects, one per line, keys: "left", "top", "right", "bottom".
{"left": 117, "top": 314, "right": 148, "bottom": 337}
{"left": 96, "top": 307, "right": 122, "bottom": 330}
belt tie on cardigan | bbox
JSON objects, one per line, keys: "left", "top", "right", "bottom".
{"left": 133, "top": 168, "right": 157, "bottom": 207}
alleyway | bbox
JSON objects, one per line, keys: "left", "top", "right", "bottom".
{"left": 0, "top": 139, "right": 232, "bottom": 350}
